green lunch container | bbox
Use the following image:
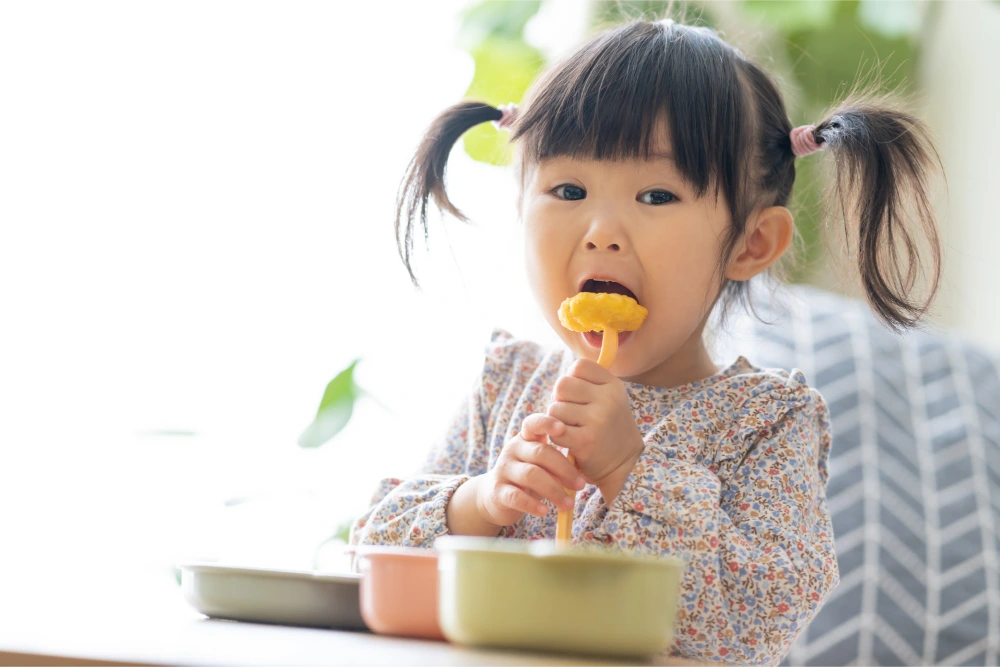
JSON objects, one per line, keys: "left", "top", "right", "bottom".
{"left": 434, "top": 536, "right": 685, "bottom": 657}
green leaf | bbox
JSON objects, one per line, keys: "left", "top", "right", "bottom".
{"left": 785, "top": 156, "right": 826, "bottom": 284}
{"left": 590, "top": 0, "right": 716, "bottom": 30}
{"left": 332, "top": 518, "right": 353, "bottom": 544}
{"left": 457, "top": 0, "right": 543, "bottom": 50}
{"left": 311, "top": 518, "right": 357, "bottom": 569}
{"left": 742, "top": 0, "right": 837, "bottom": 32}
{"left": 223, "top": 494, "right": 253, "bottom": 507}
{"left": 783, "top": 7, "right": 915, "bottom": 113}
{"left": 297, "top": 359, "right": 361, "bottom": 449}
{"left": 462, "top": 36, "right": 545, "bottom": 165}
{"left": 858, "top": 0, "right": 921, "bottom": 39}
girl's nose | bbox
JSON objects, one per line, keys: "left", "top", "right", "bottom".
{"left": 582, "top": 224, "right": 625, "bottom": 252}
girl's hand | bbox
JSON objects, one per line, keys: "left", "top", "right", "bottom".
{"left": 476, "top": 414, "right": 587, "bottom": 528}
{"left": 547, "top": 359, "right": 645, "bottom": 490}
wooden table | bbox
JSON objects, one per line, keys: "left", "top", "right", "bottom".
{"left": 0, "top": 621, "right": 703, "bottom": 667}
{"left": 0, "top": 567, "right": 705, "bottom": 666}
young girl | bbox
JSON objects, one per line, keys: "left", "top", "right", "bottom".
{"left": 350, "top": 16, "right": 941, "bottom": 666}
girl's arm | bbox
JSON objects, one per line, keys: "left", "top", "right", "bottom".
{"left": 445, "top": 475, "right": 503, "bottom": 537}
{"left": 349, "top": 386, "right": 493, "bottom": 548}
{"left": 578, "top": 381, "right": 838, "bottom": 667}
{"left": 349, "top": 329, "right": 518, "bottom": 548}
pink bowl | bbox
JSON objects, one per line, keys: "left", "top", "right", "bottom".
{"left": 354, "top": 545, "right": 443, "bottom": 640}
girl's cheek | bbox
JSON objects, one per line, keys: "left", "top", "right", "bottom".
{"left": 668, "top": 220, "right": 726, "bottom": 278}
{"left": 529, "top": 221, "right": 571, "bottom": 266}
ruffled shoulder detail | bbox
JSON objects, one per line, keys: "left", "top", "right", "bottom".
{"left": 727, "top": 365, "right": 832, "bottom": 481}
{"left": 480, "top": 328, "right": 548, "bottom": 417}
{"left": 733, "top": 366, "right": 817, "bottom": 429}
{"left": 484, "top": 327, "right": 546, "bottom": 372}
{"left": 488, "top": 326, "right": 515, "bottom": 348}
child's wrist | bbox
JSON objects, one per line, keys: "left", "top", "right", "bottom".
{"left": 598, "top": 441, "right": 645, "bottom": 506}
{"left": 470, "top": 476, "right": 496, "bottom": 525}
{"left": 446, "top": 475, "right": 503, "bottom": 537}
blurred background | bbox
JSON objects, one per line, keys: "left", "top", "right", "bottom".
{"left": 0, "top": 0, "right": 997, "bottom": 604}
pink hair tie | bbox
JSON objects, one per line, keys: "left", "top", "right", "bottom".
{"left": 790, "top": 125, "right": 824, "bottom": 157}
{"left": 492, "top": 103, "right": 518, "bottom": 130}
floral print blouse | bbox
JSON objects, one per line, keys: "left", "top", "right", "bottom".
{"left": 350, "top": 328, "right": 839, "bottom": 666}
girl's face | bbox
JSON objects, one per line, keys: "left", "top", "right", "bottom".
{"left": 521, "top": 132, "right": 732, "bottom": 388}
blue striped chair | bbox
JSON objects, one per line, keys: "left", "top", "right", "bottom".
{"left": 717, "top": 286, "right": 1000, "bottom": 665}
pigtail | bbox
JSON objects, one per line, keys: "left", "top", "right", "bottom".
{"left": 394, "top": 101, "right": 504, "bottom": 287}
{"left": 811, "top": 98, "right": 943, "bottom": 331}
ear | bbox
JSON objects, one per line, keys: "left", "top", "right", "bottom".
{"left": 725, "top": 206, "right": 794, "bottom": 282}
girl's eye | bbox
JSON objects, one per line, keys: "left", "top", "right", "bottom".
{"left": 552, "top": 184, "right": 586, "bottom": 201}
{"left": 638, "top": 189, "right": 677, "bottom": 205}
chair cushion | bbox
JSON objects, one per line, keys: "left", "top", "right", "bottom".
{"left": 720, "top": 285, "right": 1000, "bottom": 666}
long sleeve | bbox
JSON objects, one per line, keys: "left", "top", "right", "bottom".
{"left": 348, "top": 386, "right": 482, "bottom": 549}
{"left": 348, "top": 327, "right": 579, "bottom": 549}
{"left": 348, "top": 330, "right": 515, "bottom": 549}
{"left": 578, "top": 381, "right": 839, "bottom": 666}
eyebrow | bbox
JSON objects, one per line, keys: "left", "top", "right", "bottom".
{"left": 648, "top": 151, "right": 675, "bottom": 163}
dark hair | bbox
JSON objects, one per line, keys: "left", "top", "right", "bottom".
{"left": 394, "top": 19, "right": 942, "bottom": 331}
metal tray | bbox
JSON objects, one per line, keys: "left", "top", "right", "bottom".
{"left": 179, "top": 562, "right": 368, "bottom": 631}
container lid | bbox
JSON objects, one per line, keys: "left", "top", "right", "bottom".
{"left": 353, "top": 544, "right": 438, "bottom": 559}
{"left": 177, "top": 561, "right": 360, "bottom": 583}
{"left": 434, "top": 536, "right": 685, "bottom": 569}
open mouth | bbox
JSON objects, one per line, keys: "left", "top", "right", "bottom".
{"left": 577, "top": 279, "right": 640, "bottom": 349}
{"left": 580, "top": 279, "right": 638, "bottom": 303}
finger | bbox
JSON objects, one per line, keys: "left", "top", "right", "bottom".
{"left": 494, "top": 482, "right": 549, "bottom": 517}
{"left": 568, "top": 358, "right": 613, "bottom": 385}
{"left": 511, "top": 437, "right": 586, "bottom": 491}
{"left": 550, "top": 375, "right": 592, "bottom": 404}
{"left": 548, "top": 425, "right": 586, "bottom": 462}
{"left": 520, "top": 413, "right": 566, "bottom": 442}
{"left": 547, "top": 401, "right": 587, "bottom": 427}
{"left": 506, "top": 461, "right": 576, "bottom": 510}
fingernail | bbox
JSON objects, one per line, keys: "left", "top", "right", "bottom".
{"left": 561, "top": 497, "right": 574, "bottom": 510}
{"left": 575, "top": 476, "right": 586, "bottom": 489}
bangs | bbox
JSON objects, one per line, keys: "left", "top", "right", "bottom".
{"left": 510, "top": 20, "right": 753, "bottom": 201}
